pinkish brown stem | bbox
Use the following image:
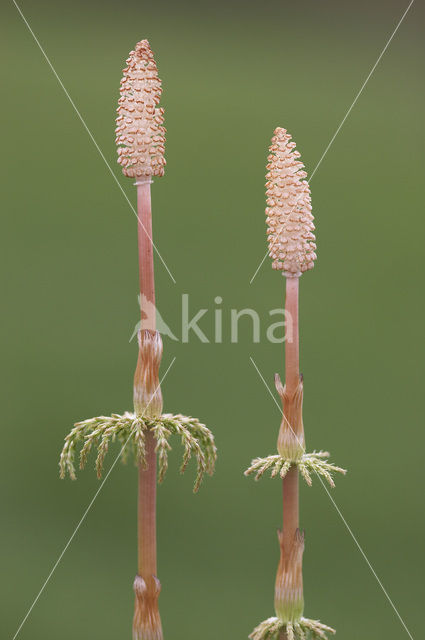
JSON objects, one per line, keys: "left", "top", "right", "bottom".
{"left": 282, "top": 276, "right": 299, "bottom": 550}
{"left": 137, "top": 431, "right": 157, "bottom": 583}
{"left": 275, "top": 277, "right": 303, "bottom": 636}
{"left": 285, "top": 277, "right": 299, "bottom": 396}
{"left": 133, "top": 178, "right": 163, "bottom": 640}
{"left": 137, "top": 181, "right": 156, "bottom": 318}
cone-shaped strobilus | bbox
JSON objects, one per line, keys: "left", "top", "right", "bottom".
{"left": 60, "top": 40, "right": 216, "bottom": 640}
{"left": 245, "top": 128, "right": 346, "bottom": 640}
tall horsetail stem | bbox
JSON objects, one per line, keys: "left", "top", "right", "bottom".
{"left": 246, "top": 128, "right": 345, "bottom": 640}
{"left": 60, "top": 35, "right": 217, "bottom": 640}
{"left": 116, "top": 39, "right": 165, "bottom": 640}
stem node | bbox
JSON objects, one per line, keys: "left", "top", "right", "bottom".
{"left": 134, "top": 329, "right": 163, "bottom": 418}
{"left": 133, "top": 574, "right": 163, "bottom": 640}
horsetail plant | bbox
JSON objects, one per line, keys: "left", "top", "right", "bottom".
{"left": 59, "top": 40, "right": 216, "bottom": 640}
{"left": 245, "top": 127, "right": 346, "bottom": 640}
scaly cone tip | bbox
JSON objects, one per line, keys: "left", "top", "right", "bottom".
{"left": 266, "top": 127, "right": 316, "bottom": 275}
{"left": 116, "top": 39, "right": 166, "bottom": 178}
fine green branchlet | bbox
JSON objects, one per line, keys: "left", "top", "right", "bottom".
{"left": 60, "top": 412, "right": 216, "bottom": 492}
{"left": 245, "top": 451, "right": 346, "bottom": 487}
{"left": 249, "top": 616, "right": 336, "bottom": 640}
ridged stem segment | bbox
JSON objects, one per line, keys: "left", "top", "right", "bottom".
{"left": 276, "top": 277, "right": 304, "bottom": 637}
{"left": 137, "top": 180, "right": 156, "bottom": 323}
{"left": 281, "top": 277, "right": 300, "bottom": 552}
{"left": 133, "top": 177, "right": 163, "bottom": 640}
{"left": 284, "top": 278, "right": 299, "bottom": 397}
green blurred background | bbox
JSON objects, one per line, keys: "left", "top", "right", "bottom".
{"left": 1, "top": 1, "right": 424, "bottom": 638}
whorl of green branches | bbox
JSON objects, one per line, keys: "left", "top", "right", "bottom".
{"left": 59, "top": 411, "right": 216, "bottom": 492}
{"left": 245, "top": 451, "right": 346, "bottom": 487}
{"left": 249, "top": 616, "right": 336, "bottom": 640}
